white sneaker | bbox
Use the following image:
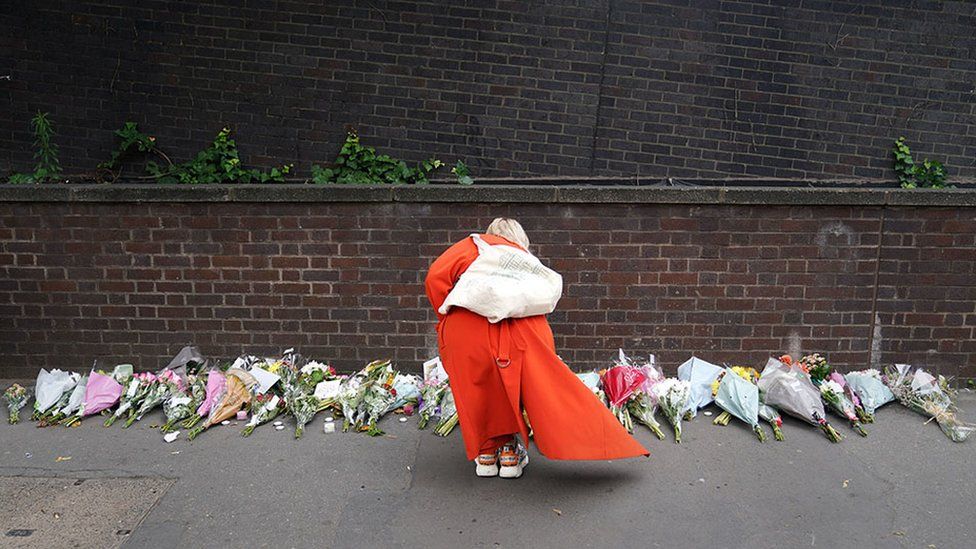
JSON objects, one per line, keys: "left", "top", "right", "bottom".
{"left": 475, "top": 451, "right": 499, "bottom": 477}
{"left": 498, "top": 441, "right": 529, "bottom": 479}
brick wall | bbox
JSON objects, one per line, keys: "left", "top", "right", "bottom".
{"left": 2, "top": 193, "right": 974, "bottom": 378}
{"left": 3, "top": 1, "right": 976, "bottom": 181}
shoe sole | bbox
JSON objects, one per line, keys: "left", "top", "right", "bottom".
{"left": 476, "top": 463, "right": 499, "bottom": 477}
{"left": 499, "top": 454, "right": 529, "bottom": 479}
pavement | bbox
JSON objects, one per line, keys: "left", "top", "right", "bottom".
{"left": 1, "top": 384, "right": 974, "bottom": 549}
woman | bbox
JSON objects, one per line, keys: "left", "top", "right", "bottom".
{"left": 425, "top": 218, "right": 648, "bottom": 479}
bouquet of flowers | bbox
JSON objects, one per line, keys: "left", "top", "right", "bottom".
{"left": 576, "top": 371, "right": 607, "bottom": 405}
{"left": 627, "top": 391, "right": 666, "bottom": 440}
{"left": 105, "top": 371, "right": 155, "bottom": 427}
{"left": 182, "top": 369, "right": 226, "bottom": 429}
{"left": 45, "top": 374, "right": 88, "bottom": 427}
{"left": 819, "top": 379, "right": 868, "bottom": 437}
{"left": 188, "top": 372, "right": 250, "bottom": 440}
{"left": 433, "top": 387, "right": 459, "bottom": 437}
{"left": 416, "top": 360, "right": 452, "bottom": 431}
{"left": 827, "top": 371, "right": 872, "bottom": 423}
{"left": 241, "top": 393, "right": 284, "bottom": 437}
{"left": 758, "top": 399, "right": 785, "bottom": 441}
{"left": 290, "top": 391, "right": 321, "bottom": 439}
{"left": 3, "top": 384, "right": 31, "bottom": 424}
{"left": 161, "top": 389, "right": 195, "bottom": 433}
{"left": 800, "top": 353, "right": 832, "bottom": 382}
{"left": 338, "top": 375, "right": 367, "bottom": 430}
{"left": 845, "top": 369, "right": 894, "bottom": 417}
{"left": 758, "top": 357, "right": 842, "bottom": 442}
{"left": 652, "top": 378, "right": 691, "bottom": 443}
{"left": 358, "top": 361, "right": 398, "bottom": 435}
{"left": 314, "top": 378, "right": 344, "bottom": 412}
{"left": 677, "top": 356, "right": 723, "bottom": 420}
{"left": 884, "top": 364, "right": 974, "bottom": 442}
{"left": 711, "top": 367, "right": 766, "bottom": 442}
{"left": 281, "top": 359, "right": 327, "bottom": 438}
{"left": 61, "top": 366, "right": 129, "bottom": 427}
{"left": 386, "top": 374, "right": 421, "bottom": 413}
{"left": 299, "top": 360, "right": 335, "bottom": 385}
{"left": 33, "top": 369, "right": 79, "bottom": 421}
{"left": 601, "top": 361, "right": 647, "bottom": 433}
{"left": 124, "top": 370, "right": 180, "bottom": 428}
{"left": 711, "top": 367, "right": 758, "bottom": 425}
{"left": 627, "top": 358, "right": 666, "bottom": 440}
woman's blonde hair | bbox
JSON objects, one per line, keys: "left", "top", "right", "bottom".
{"left": 486, "top": 217, "right": 530, "bottom": 249}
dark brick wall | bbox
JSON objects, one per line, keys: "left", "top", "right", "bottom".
{"left": 3, "top": 1, "right": 976, "bottom": 181}
{"left": 1, "top": 199, "right": 974, "bottom": 378}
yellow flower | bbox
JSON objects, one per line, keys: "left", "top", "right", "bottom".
{"left": 266, "top": 361, "right": 282, "bottom": 374}
{"left": 731, "top": 366, "right": 760, "bottom": 384}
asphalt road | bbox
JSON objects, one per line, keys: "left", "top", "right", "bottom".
{"left": 1, "top": 386, "right": 973, "bottom": 549}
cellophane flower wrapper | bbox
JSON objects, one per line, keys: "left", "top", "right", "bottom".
{"left": 433, "top": 387, "right": 459, "bottom": 436}
{"left": 652, "top": 378, "right": 691, "bottom": 443}
{"left": 338, "top": 375, "right": 367, "bottom": 430}
{"left": 884, "top": 364, "right": 975, "bottom": 442}
{"left": 34, "top": 369, "right": 77, "bottom": 418}
{"left": 4, "top": 384, "right": 31, "bottom": 424}
{"left": 242, "top": 393, "right": 283, "bottom": 437}
{"left": 76, "top": 371, "right": 123, "bottom": 418}
{"left": 627, "top": 391, "right": 666, "bottom": 439}
{"left": 758, "top": 401, "right": 785, "bottom": 441}
{"left": 417, "top": 379, "right": 447, "bottom": 430}
{"left": 314, "top": 379, "right": 344, "bottom": 411}
{"left": 105, "top": 373, "right": 147, "bottom": 427}
{"left": 161, "top": 392, "right": 195, "bottom": 433}
{"left": 290, "top": 393, "right": 320, "bottom": 438}
{"left": 820, "top": 380, "right": 867, "bottom": 436}
{"left": 362, "top": 378, "right": 397, "bottom": 435}
{"left": 196, "top": 370, "right": 226, "bottom": 419}
{"left": 601, "top": 365, "right": 646, "bottom": 433}
{"left": 40, "top": 372, "right": 81, "bottom": 424}
{"left": 576, "top": 372, "right": 608, "bottom": 406}
{"left": 758, "top": 357, "right": 841, "bottom": 442}
{"left": 126, "top": 372, "right": 178, "bottom": 426}
{"left": 846, "top": 369, "right": 894, "bottom": 416}
{"left": 188, "top": 373, "right": 250, "bottom": 440}
{"left": 59, "top": 374, "right": 89, "bottom": 418}
{"left": 677, "top": 356, "right": 723, "bottom": 418}
{"left": 386, "top": 374, "right": 421, "bottom": 412}
{"left": 714, "top": 368, "right": 764, "bottom": 441}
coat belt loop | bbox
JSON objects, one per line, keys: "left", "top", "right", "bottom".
{"left": 496, "top": 319, "right": 512, "bottom": 368}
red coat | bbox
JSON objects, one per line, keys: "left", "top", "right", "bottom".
{"left": 425, "top": 234, "right": 649, "bottom": 461}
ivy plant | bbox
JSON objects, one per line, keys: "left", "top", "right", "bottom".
{"left": 893, "top": 137, "right": 948, "bottom": 189}
{"left": 452, "top": 160, "right": 474, "bottom": 185}
{"left": 102, "top": 124, "right": 291, "bottom": 184}
{"left": 311, "top": 132, "right": 444, "bottom": 185}
{"left": 7, "top": 111, "right": 62, "bottom": 184}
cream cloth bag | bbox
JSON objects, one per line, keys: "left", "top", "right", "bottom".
{"left": 438, "top": 234, "right": 563, "bottom": 323}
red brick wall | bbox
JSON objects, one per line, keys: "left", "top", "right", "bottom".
{"left": 1, "top": 200, "right": 974, "bottom": 378}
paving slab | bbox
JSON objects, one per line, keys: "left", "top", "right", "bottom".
{"left": 0, "top": 476, "right": 173, "bottom": 548}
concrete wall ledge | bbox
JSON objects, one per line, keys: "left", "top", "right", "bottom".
{"left": 2, "top": 184, "right": 976, "bottom": 207}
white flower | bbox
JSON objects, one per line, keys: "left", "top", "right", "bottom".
{"left": 820, "top": 380, "right": 844, "bottom": 395}
{"left": 300, "top": 361, "right": 330, "bottom": 376}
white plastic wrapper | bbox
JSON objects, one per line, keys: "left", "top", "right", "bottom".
{"left": 677, "top": 356, "right": 723, "bottom": 418}
{"left": 714, "top": 368, "right": 760, "bottom": 429}
{"left": 845, "top": 371, "right": 894, "bottom": 415}
{"left": 34, "top": 369, "right": 78, "bottom": 414}
{"left": 60, "top": 374, "right": 89, "bottom": 416}
{"left": 757, "top": 358, "right": 828, "bottom": 427}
